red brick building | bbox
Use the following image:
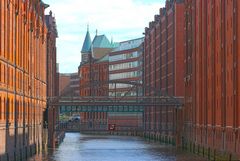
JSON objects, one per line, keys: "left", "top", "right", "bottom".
{"left": 79, "top": 58, "right": 109, "bottom": 129}
{"left": 143, "top": 0, "right": 185, "bottom": 144}
{"left": 45, "top": 11, "right": 59, "bottom": 148}
{"left": 0, "top": 0, "right": 48, "bottom": 160}
{"left": 59, "top": 73, "right": 79, "bottom": 97}
{"left": 79, "top": 58, "right": 109, "bottom": 97}
{"left": 78, "top": 30, "right": 114, "bottom": 130}
{"left": 184, "top": 0, "right": 240, "bottom": 159}
{"left": 59, "top": 73, "right": 71, "bottom": 96}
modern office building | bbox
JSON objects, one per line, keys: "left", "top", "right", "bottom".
{"left": 108, "top": 37, "right": 144, "bottom": 130}
{"left": 109, "top": 37, "right": 144, "bottom": 96}
{"left": 143, "top": 0, "right": 185, "bottom": 144}
{"left": 0, "top": 1, "right": 49, "bottom": 160}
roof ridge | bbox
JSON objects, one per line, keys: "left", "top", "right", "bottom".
{"left": 92, "top": 34, "right": 113, "bottom": 49}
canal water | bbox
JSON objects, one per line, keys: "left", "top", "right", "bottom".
{"left": 29, "top": 133, "right": 206, "bottom": 161}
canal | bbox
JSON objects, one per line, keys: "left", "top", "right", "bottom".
{"left": 29, "top": 133, "right": 206, "bottom": 161}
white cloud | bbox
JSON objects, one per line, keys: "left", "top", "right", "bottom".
{"left": 44, "top": 0, "right": 165, "bottom": 73}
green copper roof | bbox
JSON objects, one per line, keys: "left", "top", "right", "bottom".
{"left": 81, "top": 30, "right": 92, "bottom": 53}
{"left": 92, "top": 35, "right": 113, "bottom": 49}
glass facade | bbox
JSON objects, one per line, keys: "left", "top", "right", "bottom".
{"left": 109, "top": 71, "right": 141, "bottom": 80}
{"left": 109, "top": 83, "right": 133, "bottom": 89}
{"left": 113, "top": 38, "right": 144, "bottom": 52}
{"left": 109, "top": 51, "right": 139, "bottom": 62}
{"left": 109, "top": 91, "right": 137, "bottom": 97}
{"left": 109, "top": 61, "right": 141, "bottom": 71}
{"left": 108, "top": 38, "right": 143, "bottom": 97}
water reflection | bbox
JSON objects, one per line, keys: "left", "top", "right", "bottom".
{"left": 29, "top": 133, "right": 206, "bottom": 161}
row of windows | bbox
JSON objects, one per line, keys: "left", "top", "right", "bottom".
{"left": 109, "top": 61, "right": 141, "bottom": 71}
{"left": 82, "top": 112, "right": 107, "bottom": 120}
{"left": 109, "top": 83, "right": 133, "bottom": 89}
{"left": 80, "top": 89, "right": 108, "bottom": 96}
{"left": 109, "top": 91, "right": 137, "bottom": 97}
{"left": 0, "top": 2, "right": 47, "bottom": 80}
{"left": 109, "top": 71, "right": 142, "bottom": 80}
{"left": 0, "top": 64, "right": 47, "bottom": 98}
{"left": 0, "top": 96, "right": 45, "bottom": 121}
{"left": 0, "top": 63, "right": 14, "bottom": 88}
{"left": 109, "top": 51, "right": 140, "bottom": 62}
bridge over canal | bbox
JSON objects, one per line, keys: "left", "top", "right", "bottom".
{"left": 47, "top": 81, "right": 184, "bottom": 147}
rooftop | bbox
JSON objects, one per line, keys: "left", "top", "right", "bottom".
{"left": 113, "top": 37, "right": 144, "bottom": 52}
{"left": 92, "top": 35, "right": 113, "bottom": 49}
{"left": 81, "top": 30, "right": 92, "bottom": 53}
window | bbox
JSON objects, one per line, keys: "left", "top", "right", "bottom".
{"left": 109, "top": 51, "right": 140, "bottom": 62}
{"left": 109, "top": 71, "right": 140, "bottom": 80}
{"left": 109, "top": 61, "right": 140, "bottom": 71}
{"left": 109, "top": 83, "right": 133, "bottom": 89}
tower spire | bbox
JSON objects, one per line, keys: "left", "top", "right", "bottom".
{"left": 81, "top": 25, "right": 92, "bottom": 54}
{"left": 81, "top": 26, "right": 92, "bottom": 63}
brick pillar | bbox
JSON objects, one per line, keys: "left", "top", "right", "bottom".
{"left": 48, "top": 106, "right": 56, "bottom": 149}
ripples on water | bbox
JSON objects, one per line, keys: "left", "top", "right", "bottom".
{"left": 29, "top": 133, "right": 206, "bottom": 161}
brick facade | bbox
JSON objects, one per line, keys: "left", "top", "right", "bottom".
{"left": 184, "top": 0, "right": 240, "bottom": 159}
{"left": 79, "top": 58, "right": 108, "bottom": 129}
{"left": 59, "top": 73, "right": 79, "bottom": 97}
{"left": 143, "top": 0, "right": 185, "bottom": 145}
{"left": 0, "top": 0, "right": 48, "bottom": 160}
{"left": 59, "top": 73, "right": 71, "bottom": 96}
{"left": 45, "top": 11, "right": 58, "bottom": 149}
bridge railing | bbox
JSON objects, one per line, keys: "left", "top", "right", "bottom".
{"left": 48, "top": 96, "right": 184, "bottom": 107}
{"left": 57, "top": 121, "right": 144, "bottom": 132}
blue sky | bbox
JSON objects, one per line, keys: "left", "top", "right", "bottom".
{"left": 44, "top": 0, "right": 165, "bottom": 73}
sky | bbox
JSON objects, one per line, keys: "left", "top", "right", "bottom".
{"left": 43, "top": 0, "right": 165, "bottom": 73}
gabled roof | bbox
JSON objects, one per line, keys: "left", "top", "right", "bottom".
{"left": 81, "top": 30, "right": 92, "bottom": 53}
{"left": 92, "top": 35, "right": 113, "bottom": 49}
